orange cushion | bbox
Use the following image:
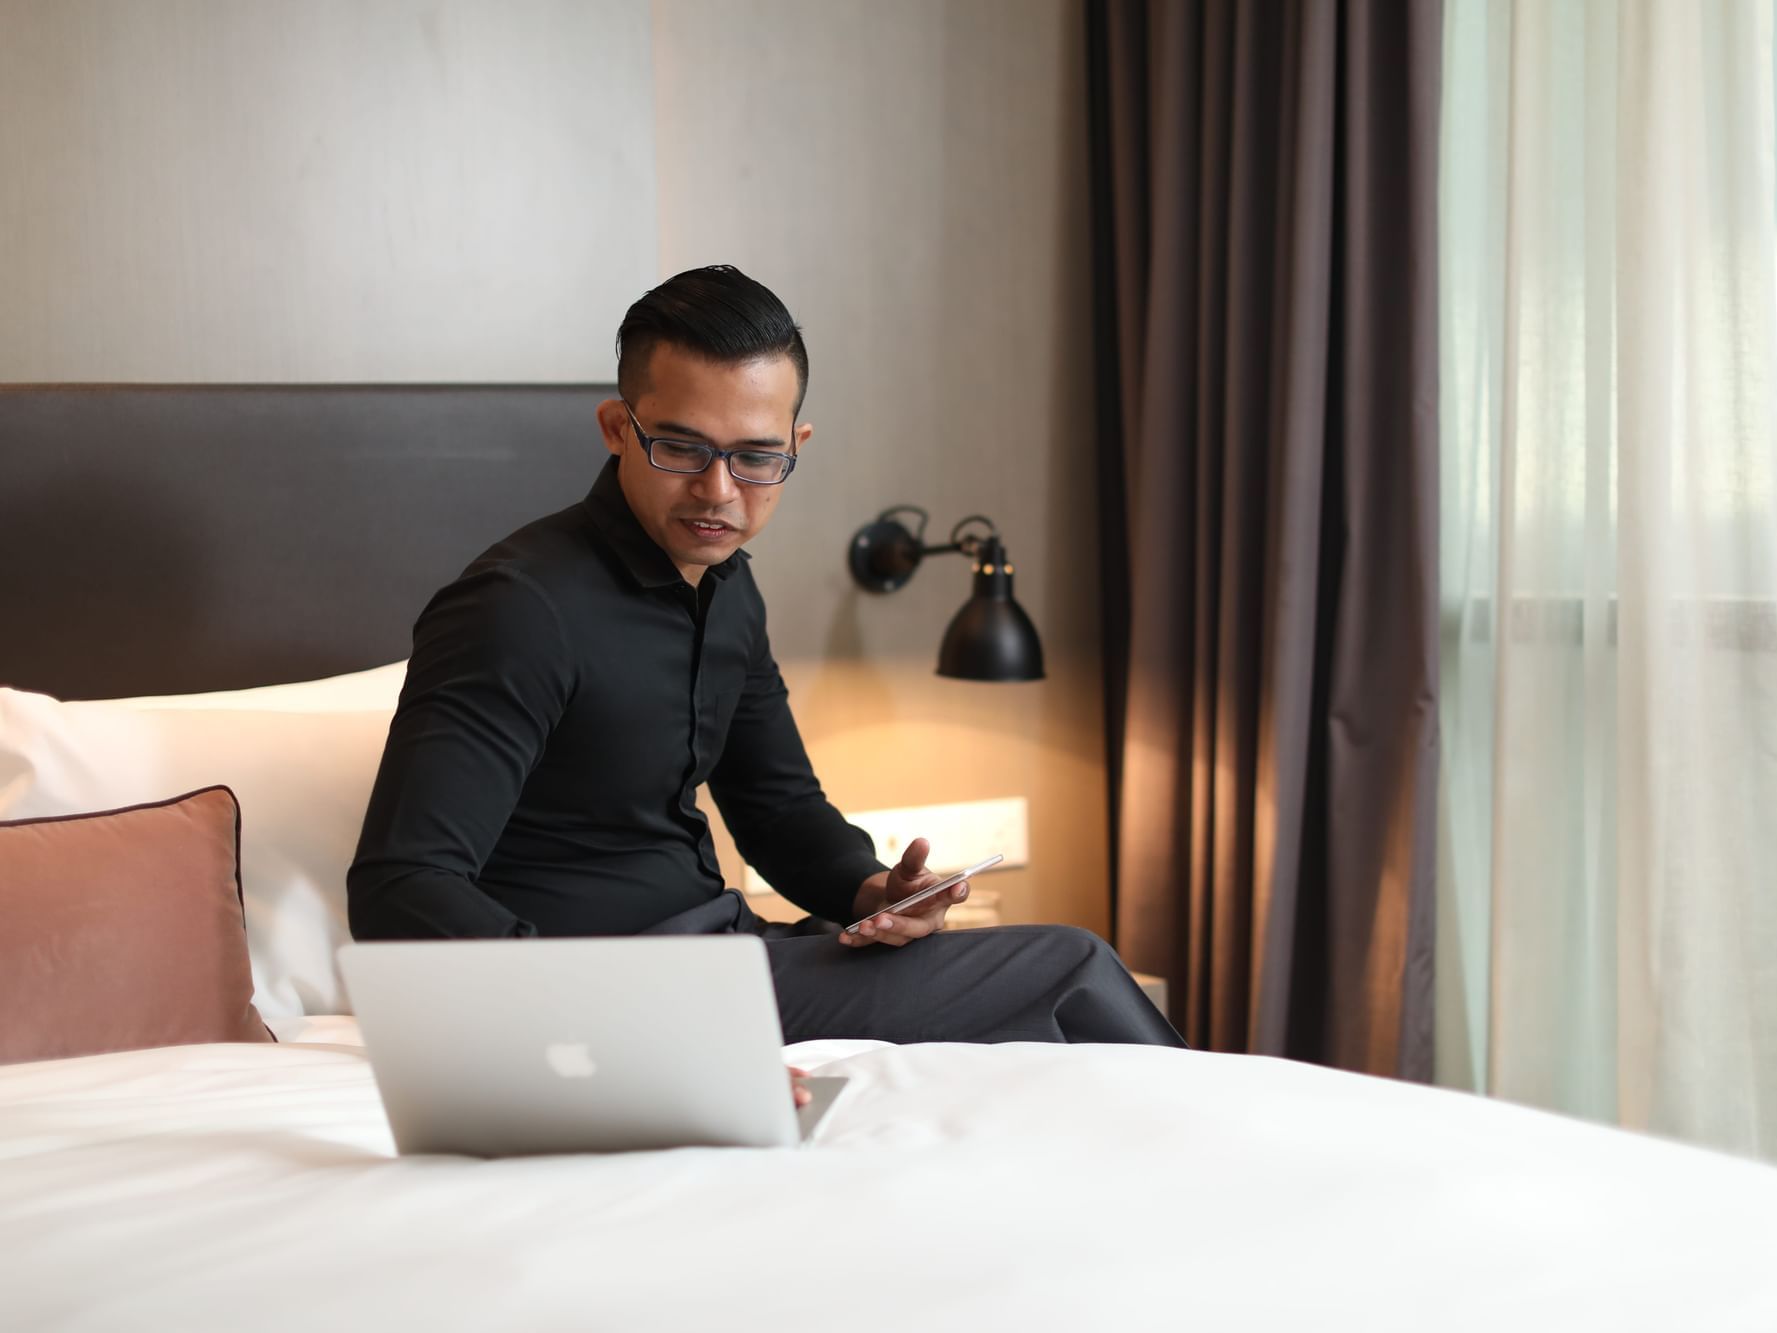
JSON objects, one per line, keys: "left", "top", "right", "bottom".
{"left": 0, "top": 786, "right": 273, "bottom": 1063}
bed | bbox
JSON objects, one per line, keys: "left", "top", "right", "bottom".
{"left": 3, "top": 386, "right": 1776, "bottom": 1331}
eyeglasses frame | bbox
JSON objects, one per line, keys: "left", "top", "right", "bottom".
{"left": 620, "top": 400, "right": 799, "bottom": 486}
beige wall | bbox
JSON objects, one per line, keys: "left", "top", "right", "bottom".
{"left": 0, "top": 0, "right": 656, "bottom": 382}
{"left": 654, "top": 0, "right": 1107, "bottom": 932}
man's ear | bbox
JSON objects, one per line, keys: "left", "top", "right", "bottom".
{"left": 794, "top": 420, "right": 814, "bottom": 451}
{"left": 596, "top": 398, "right": 630, "bottom": 459}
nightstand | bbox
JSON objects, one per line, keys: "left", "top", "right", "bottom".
{"left": 1129, "top": 972, "right": 1169, "bottom": 1014}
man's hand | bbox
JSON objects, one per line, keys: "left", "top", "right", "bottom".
{"left": 789, "top": 1066, "right": 811, "bottom": 1108}
{"left": 841, "top": 837, "right": 969, "bottom": 949}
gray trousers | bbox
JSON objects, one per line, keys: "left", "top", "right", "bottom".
{"left": 643, "top": 890, "right": 1186, "bottom": 1048}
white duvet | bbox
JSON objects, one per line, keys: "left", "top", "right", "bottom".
{"left": 2, "top": 1024, "right": 1774, "bottom": 1332}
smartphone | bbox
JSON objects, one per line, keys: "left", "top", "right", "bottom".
{"left": 843, "top": 853, "right": 1004, "bottom": 934}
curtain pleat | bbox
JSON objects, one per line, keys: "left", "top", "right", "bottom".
{"left": 1089, "top": 0, "right": 1441, "bottom": 1078}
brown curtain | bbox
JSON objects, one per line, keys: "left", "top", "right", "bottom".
{"left": 1086, "top": 0, "right": 1440, "bottom": 1080}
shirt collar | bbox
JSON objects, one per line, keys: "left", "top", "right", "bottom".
{"left": 580, "top": 456, "right": 748, "bottom": 590}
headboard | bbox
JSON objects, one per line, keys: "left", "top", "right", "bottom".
{"left": 0, "top": 384, "right": 611, "bottom": 699}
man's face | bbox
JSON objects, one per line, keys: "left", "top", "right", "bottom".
{"left": 597, "top": 343, "right": 812, "bottom": 585}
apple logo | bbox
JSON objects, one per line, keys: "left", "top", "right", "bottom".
{"left": 544, "top": 1042, "right": 597, "bottom": 1079}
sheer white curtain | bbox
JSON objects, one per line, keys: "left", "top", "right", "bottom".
{"left": 1439, "top": 0, "right": 1777, "bottom": 1160}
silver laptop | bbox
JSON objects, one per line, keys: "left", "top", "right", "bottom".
{"left": 337, "top": 936, "right": 847, "bottom": 1156}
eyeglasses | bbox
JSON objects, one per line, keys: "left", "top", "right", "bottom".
{"left": 622, "top": 402, "right": 798, "bottom": 486}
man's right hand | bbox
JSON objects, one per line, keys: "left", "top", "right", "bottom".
{"left": 841, "top": 837, "right": 969, "bottom": 948}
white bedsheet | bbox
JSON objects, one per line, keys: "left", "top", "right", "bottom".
{"left": 2, "top": 1025, "right": 1774, "bottom": 1331}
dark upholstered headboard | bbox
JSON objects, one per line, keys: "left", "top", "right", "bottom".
{"left": 1, "top": 384, "right": 612, "bottom": 699}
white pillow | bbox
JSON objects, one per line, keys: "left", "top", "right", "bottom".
{"left": 0, "top": 687, "right": 394, "bottom": 1017}
{"left": 113, "top": 661, "right": 409, "bottom": 712}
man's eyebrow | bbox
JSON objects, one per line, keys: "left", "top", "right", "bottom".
{"left": 655, "top": 420, "right": 789, "bottom": 450}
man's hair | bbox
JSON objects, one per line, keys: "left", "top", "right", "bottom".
{"left": 615, "top": 265, "right": 809, "bottom": 418}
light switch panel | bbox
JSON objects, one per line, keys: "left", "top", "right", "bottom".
{"left": 743, "top": 796, "right": 1028, "bottom": 895}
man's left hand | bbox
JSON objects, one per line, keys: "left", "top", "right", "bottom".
{"left": 841, "top": 837, "right": 968, "bottom": 949}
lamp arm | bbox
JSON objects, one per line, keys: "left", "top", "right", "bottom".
{"left": 849, "top": 509, "right": 1006, "bottom": 592}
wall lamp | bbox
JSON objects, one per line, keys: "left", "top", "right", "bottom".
{"left": 847, "top": 506, "right": 1045, "bottom": 682}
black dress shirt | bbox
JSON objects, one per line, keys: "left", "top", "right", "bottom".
{"left": 347, "top": 458, "right": 885, "bottom": 939}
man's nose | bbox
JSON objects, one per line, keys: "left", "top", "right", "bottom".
{"left": 690, "top": 458, "right": 740, "bottom": 504}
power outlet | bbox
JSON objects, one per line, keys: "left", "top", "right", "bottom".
{"left": 742, "top": 796, "right": 1028, "bottom": 895}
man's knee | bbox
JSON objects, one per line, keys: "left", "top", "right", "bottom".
{"left": 997, "top": 923, "right": 1120, "bottom": 972}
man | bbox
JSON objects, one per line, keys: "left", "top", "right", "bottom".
{"left": 348, "top": 264, "right": 1183, "bottom": 1050}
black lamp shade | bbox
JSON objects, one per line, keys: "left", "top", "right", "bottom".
{"left": 936, "top": 538, "right": 1045, "bottom": 682}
